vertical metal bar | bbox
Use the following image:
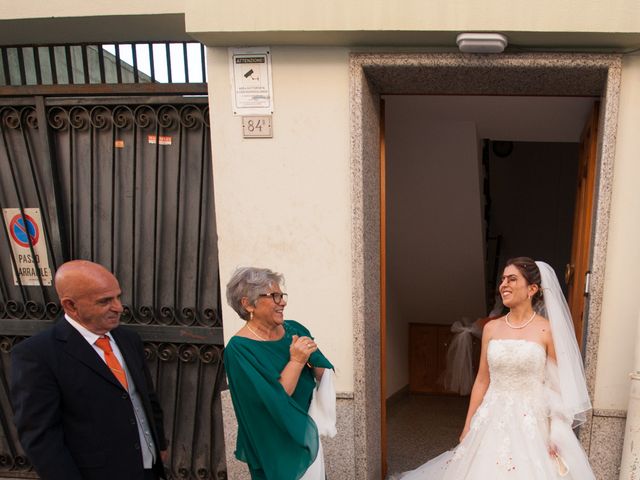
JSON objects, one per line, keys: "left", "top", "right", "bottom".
{"left": 81, "top": 45, "right": 90, "bottom": 84}
{"left": 132, "top": 45, "right": 139, "bottom": 84}
{"left": 210, "top": 354, "right": 224, "bottom": 472}
{"left": 183, "top": 43, "right": 189, "bottom": 83}
{"left": 69, "top": 115, "right": 75, "bottom": 258}
{"left": 65, "top": 45, "right": 74, "bottom": 85}
{"left": 0, "top": 48, "right": 8, "bottom": 85}
{"left": 49, "top": 46, "right": 58, "bottom": 85}
{"left": 216, "top": 270, "right": 222, "bottom": 325}
{"left": 33, "top": 47, "right": 42, "bottom": 85}
{"left": 110, "top": 111, "right": 117, "bottom": 272}
{"left": 200, "top": 44, "right": 206, "bottom": 83}
{"left": 115, "top": 43, "right": 123, "bottom": 84}
{"left": 90, "top": 118, "right": 95, "bottom": 261}
{"left": 152, "top": 112, "right": 161, "bottom": 310}
{"left": 0, "top": 240, "right": 10, "bottom": 304}
{"left": 98, "top": 46, "right": 106, "bottom": 83}
{"left": 0, "top": 47, "right": 13, "bottom": 85}
{"left": 35, "top": 96, "right": 69, "bottom": 265}
{"left": 171, "top": 356, "right": 183, "bottom": 476}
{"left": 19, "top": 107, "right": 59, "bottom": 283}
{"left": 165, "top": 43, "right": 172, "bottom": 83}
{"left": 194, "top": 115, "right": 206, "bottom": 316}
{"left": 189, "top": 359, "right": 204, "bottom": 475}
{"left": 148, "top": 43, "right": 156, "bottom": 83}
{"left": 17, "top": 47, "right": 27, "bottom": 86}
{"left": 172, "top": 119, "right": 184, "bottom": 313}
{"left": 131, "top": 118, "right": 138, "bottom": 306}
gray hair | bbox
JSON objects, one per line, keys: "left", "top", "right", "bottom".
{"left": 226, "top": 267, "right": 284, "bottom": 320}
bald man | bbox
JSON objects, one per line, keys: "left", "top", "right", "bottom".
{"left": 10, "top": 260, "right": 168, "bottom": 480}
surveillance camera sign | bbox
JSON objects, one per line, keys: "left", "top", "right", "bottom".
{"left": 229, "top": 47, "right": 274, "bottom": 115}
{"left": 3, "top": 208, "right": 52, "bottom": 286}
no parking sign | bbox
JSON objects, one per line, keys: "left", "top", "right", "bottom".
{"left": 2, "top": 208, "right": 52, "bottom": 286}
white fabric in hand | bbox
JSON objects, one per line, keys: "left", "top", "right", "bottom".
{"left": 308, "top": 369, "right": 337, "bottom": 438}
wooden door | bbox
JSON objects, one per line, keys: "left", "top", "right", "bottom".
{"left": 409, "top": 323, "right": 457, "bottom": 394}
{"left": 566, "top": 103, "right": 599, "bottom": 347}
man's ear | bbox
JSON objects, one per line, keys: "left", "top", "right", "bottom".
{"left": 60, "top": 297, "right": 77, "bottom": 316}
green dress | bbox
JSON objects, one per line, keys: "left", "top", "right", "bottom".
{"left": 224, "top": 320, "right": 334, "bottom": 480}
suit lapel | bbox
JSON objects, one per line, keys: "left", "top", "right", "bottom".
{"left": 111, "top": 328, "right": 147, "bottom": 395}
{"left": 55, "top": 320, "right": 125, "bottom": 391}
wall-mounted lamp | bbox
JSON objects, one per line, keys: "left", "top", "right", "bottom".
{"left": 456, "top": 33, "right": 508, "bottom": 53}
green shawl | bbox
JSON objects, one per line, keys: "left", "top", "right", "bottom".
{"left": 224, "top": 320, "right": 334, "bottom": 480}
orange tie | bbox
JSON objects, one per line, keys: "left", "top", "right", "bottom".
{"left": 95, "top": 336, "right": 129, "bottom": 390}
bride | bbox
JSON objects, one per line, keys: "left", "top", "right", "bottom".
{"left": 395, "top": 257, "right": 595, "bottom": 479}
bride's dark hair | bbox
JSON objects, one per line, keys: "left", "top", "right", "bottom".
{"left": 505, "top": 257, "right": 544, "bottom": 309}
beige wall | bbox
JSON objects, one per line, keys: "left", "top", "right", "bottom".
{"left": 188, "top": 0, "right": 640, "bottom": 32}
{"left": 5, "top": 0, "right": 640, "bottom": 34}
{"left": 186, "top": 0, "right": 640, "bottom": 47}
{"left": 2, "top": 0, "right": 640, "bottom": 47}
{"left": 594, "top": 52, "right": 640, "bottom": 410}
{"left": 0, "top": 1, "right": 182, "bottom": 18}
{"left": 0, "top": 1, "right": 189, "bottom": 44}
{"left": 207, "top": 46, "right": 354, "bottom": 393}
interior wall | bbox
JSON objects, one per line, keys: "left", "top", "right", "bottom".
{"left": 385, "top": 99, "right": 487, "bottom": 397}
{"left": 488, "top": 141, "right": 580, "bottom": 294}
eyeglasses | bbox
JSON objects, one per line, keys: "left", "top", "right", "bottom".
{"left": 257, "top": 292, "right": 288, "bottom": 305}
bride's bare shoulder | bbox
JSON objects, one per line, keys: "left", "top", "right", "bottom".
{"left": 483, "top": 318, "right": 503, "bottom": 336}
{"left": 535, "top": 315, "right": 552, "bottom": 331}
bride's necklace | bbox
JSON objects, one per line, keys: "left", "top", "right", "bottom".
{"left": 246, "top": 323, "right": 267, "bottom": 341}
{"left": 504, "top": 311, "right": 536, "bottom": 329}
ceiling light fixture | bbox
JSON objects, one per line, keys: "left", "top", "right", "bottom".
{"left": 456, "top": 33, "right": 508, "bottom": 53}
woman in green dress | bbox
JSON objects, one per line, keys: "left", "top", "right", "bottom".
{"left": 224, "top": 267, "right": 334, "bottom": 480}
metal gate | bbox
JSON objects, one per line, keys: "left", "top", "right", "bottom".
{"left": 0, "top": 96, "right": 226, "bottom": 479}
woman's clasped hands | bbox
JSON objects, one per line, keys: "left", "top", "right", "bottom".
{"left": 290, "top": 335, "right": 318, "bottom": 364}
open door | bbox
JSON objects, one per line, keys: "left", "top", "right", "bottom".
{"left": 566, "top": 103, "right": 599, "bottom": 347}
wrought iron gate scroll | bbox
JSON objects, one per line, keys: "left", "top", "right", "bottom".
{"left": 0, "top": 96, "right": 226, "bottom": 479}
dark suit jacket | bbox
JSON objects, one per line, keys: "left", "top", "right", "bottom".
{"left": 10, "top": 319, "right": 167, "bottom": 480}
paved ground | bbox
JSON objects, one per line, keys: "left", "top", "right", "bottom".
{"left": 386, "top": 394, "right": 469, "bottom": 476}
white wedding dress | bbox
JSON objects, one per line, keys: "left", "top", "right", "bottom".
{"left": 397, "top": 338, "right": 593, "bottom": 479}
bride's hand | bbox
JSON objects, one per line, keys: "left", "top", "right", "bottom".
{"left": 459, "top": 426, "right": 470, "bottom": 442}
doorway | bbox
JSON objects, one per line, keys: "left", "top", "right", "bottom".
{"left": 383, "top": 94, "right": 595, "bottom": 475}
{"left": 349, "top": 53, "right": 621, "bottom": 480}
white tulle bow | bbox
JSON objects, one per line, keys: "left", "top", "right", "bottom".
{"left": 442, "top": 319, "right": 482, "bottom": 395}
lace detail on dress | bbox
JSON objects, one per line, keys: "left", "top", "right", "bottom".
{"left": 470, "top": 339, "right": 546, "bottom": 438}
